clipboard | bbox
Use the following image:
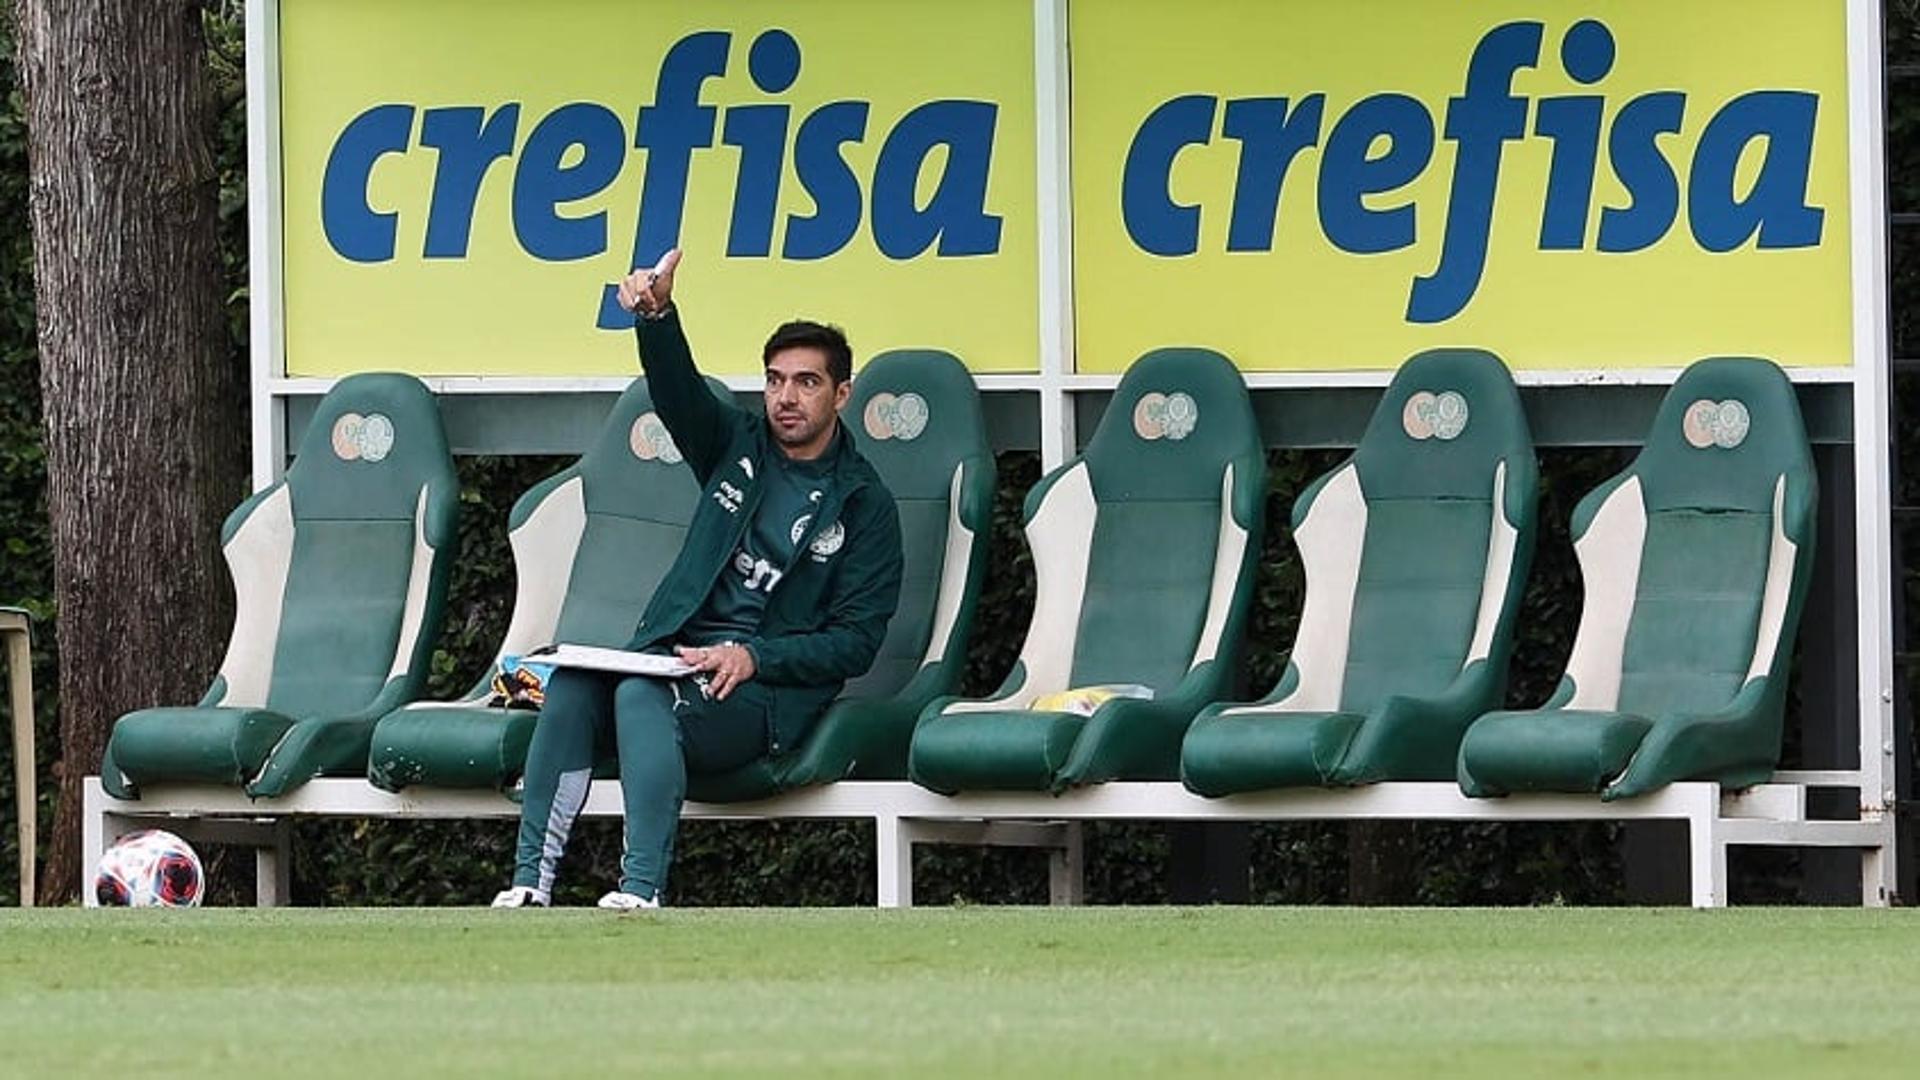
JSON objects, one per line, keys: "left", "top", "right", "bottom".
{"left": 527, "top": 644, "right": 695, "bottom": 678}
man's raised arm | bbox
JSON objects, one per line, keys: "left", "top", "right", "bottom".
{"left": 617, "top": 249, "right": 739, "bottom": 481}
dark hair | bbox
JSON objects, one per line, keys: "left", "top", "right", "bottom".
{"left": 763, "top": 320, "right": 853, "bottom": 384}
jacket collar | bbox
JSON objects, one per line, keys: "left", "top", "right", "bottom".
{"left": 754, "top": 417, "right": 878, "bottom": 493}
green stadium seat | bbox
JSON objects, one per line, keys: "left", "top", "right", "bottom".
{"left": 1457, "top": 357, "right": 1817, "bottom": 800}
{"left": 688, "top": 350, "right": 994, "bottom": 801}
{"left": 1182, "top": 349, "right": 1538, "bottom": 795}
{"left": 101, "top": 373, "right": 459, "bottom": 799}
{"left": 371, "top": 352, "right": 992, "bottom": 801}
{"left": 909, "top": 349, "right": 1265, "bottom": 793}
{"left": 366, "top": 376, "right": 714, "bottom": 793}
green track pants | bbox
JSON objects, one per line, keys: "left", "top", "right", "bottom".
{"left": 512, "top": 668, "right": 769, "bottom": 900}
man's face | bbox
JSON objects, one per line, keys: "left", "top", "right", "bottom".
{"left": 764, "top": 346, "right": 850, "bottom": 455}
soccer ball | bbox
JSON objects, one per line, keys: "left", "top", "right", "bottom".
{"left": 93, "top": 829, "right": 205, "bottom": 907}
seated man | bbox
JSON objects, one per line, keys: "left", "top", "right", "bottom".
{"left": 494, "top": 249, "right": 903, "bottom": 909}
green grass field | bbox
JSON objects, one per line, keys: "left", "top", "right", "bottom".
{"left": 1, "top": 907, "right": 1915, "bottom": 1077}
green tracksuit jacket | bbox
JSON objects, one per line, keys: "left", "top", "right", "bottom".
{"left": 624, "top": 305, "right": 904, "bottom": 755}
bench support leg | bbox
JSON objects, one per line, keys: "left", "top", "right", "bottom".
{"left": 256, "top": 820, "right": 292, "bottom": 907}
{"left": 1049, "top": 822, "right": 1085, "bottom": 905}
{"left": 80, "top": 782, "right": 104, "bottom": 908}
{"left": 80, "top": 780, "right": 138, "bottom": 909}
{"left": 1687, "top": 791, "right": 1727, "bottom": 909}
{"left": 876, "top": 815, "right": 913, "bottom": 909}
{"left": 1861, "top": 816, "right": 1897, "bottom": 907}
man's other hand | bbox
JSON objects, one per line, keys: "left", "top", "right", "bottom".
{"left": 675, "top": 640, "right": 755, "bottom": 700}
{"left": 617, "top": 248, "right": 682, "bottom": 315}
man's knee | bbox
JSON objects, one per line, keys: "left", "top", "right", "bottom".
{"left": 532, "top": 669, "right": 609, "bottom": 733}
{"left": 613, "top": 676, "right": 681, "bottom": 738}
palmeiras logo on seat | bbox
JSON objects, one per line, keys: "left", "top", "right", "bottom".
{"left": 332, "top": 412, "right": 396, "bottom": 462}
{"left": 1133, "top": 391, "right": 1198, "bottom": 441}
{"left": 1402, "top": 391, "right": 1470, "bottom": 441}
{"left": 1682, "top": 399, "right": 1751, "bottom": 449}
{"left": 864, "top": 392, "right": 930, "bottom": 441}
{"left": 629, "top": 412, "right": 684, "bottom": 464}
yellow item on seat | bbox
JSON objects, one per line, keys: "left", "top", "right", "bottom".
{"left": 1031, "top": 685, "right": 1154, "bottom": 718}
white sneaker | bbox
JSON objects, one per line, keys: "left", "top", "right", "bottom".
{"left": 596, "top": 890, "right": 660, "bottom": 911}
{"left": 491, "top": 885, "right": 550, "bottom": 908}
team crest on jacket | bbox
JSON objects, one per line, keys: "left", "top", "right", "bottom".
{"left": 809, "top": 521, "right": 846, "bottom": 558}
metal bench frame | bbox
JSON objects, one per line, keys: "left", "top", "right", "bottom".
{"left": 83, "top": 772, "right": 1893, "bottom": 909}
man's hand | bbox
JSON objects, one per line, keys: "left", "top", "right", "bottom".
{"left": 675, "top": 641, "right": 755, "bottom": 701}
{"left": 617, "top": 248, "right": 682, "bottom": 316}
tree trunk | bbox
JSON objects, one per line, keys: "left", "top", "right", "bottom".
{"left": 17, "top": 0, "right": 244, "bottom": 903}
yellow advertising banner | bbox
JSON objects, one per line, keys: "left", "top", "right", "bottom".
{"left": 1071, "top": 0, "right": 1854, "bottom": 373}
{"left": 279, "top": 0, "right": 1039, "bottom": 376}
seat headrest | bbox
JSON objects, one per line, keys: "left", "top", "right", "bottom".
{"left": 576, "top": 375, "right": 729, "bottom": 517}
{"left": 1083, "top": 348, "right": 1259, "bottom": 500}
{"left": 1352, "top": 348, "right": 1534, "bottom": 502}
{"left": 846, "top": 350, "right": 989, "bottom": 499}
{"left": 1634, "top": 357, "right": 1812, "bottom": 514}
{"left": 290, "top": 373, "right": 454, "bottom": 520}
